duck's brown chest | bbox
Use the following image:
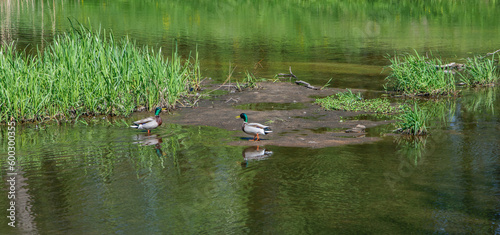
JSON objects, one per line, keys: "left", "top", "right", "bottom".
{"left": 156, "top": 116, "right": 163, "bottom": 126}
{"left": 241, "top": 122, "right": 248, "bottom": 134}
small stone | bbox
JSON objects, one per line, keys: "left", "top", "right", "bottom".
{"left": 345, "top": 124, "right": 366, "bottom": 133}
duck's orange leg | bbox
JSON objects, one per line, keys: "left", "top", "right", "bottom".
{"left": 250, "top": 134, "right": 259, "bottom": 141}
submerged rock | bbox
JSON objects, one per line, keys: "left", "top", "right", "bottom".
{"left": 345, "top": 124, "right": 366, "bottom": 133}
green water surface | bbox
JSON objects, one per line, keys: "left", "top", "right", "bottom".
{"left": 1, "top": 0, "right": 500, "bottom": 234}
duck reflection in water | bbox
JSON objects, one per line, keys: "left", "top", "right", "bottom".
{"left": 241, "top": 146, "right": 273, "bottom": 167}
{"left": 132, "top": 134, "right": 166, "bottom": 157}
{"left": 132, "top": 134, "right": 163, "bottom": 146}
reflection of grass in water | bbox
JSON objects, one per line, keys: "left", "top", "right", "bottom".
{"left": 0, "top": 123, "right": 249, "bottom": 232}
{"left": 418, "top": 99, "right": 456, "bottom": 128}
{"left": 460, "top": 86, "right": 497, "bottom": 117}
{"left": 394, "top": 135, "right": 427, "bottom": 166}
{"left": 395, "top": 99, "right": 457, "bottom": 135}
{"left": 1, "top": 123, "right": 237, "bottom": 180}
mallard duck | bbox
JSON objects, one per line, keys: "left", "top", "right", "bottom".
{"left": 236, "top": 113, "right": 272, "bottom": 141}
{"left": 130, "top": 107, "right": 166, "bottom": 134}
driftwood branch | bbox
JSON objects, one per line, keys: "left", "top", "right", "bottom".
{"left": 277, "top": 66, "right": 297, "bottom": 80}
{"left": 434, "top": 62, "right": 465, "bottom": 70}
{"left": 478, "top": 49, "right": 500, "bottom": 59}
{"left": 486, "top": 49, "right": 500, "bottom": 56}
{"left": 295, "top": 80, "right": 318, "bottom": 90}
{"left": 278, "top": 66, "right": 320, "bottom": 90}
{"left": 225, "top": 97, "right": 240, "bottom": 103}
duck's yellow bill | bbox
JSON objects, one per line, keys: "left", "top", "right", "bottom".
{"left": 235, "top": 116, "right": 241, "bottom": 119}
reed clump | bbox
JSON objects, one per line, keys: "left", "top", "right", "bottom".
{"left": 385, "top": 51, "right": 456, "bottom": 96}
{"left": 0, "top": 24, "right": 201, "bottom": 123}
{"left": 460, "top": 55, "right": 499, "bottom": 86}
{"left": 395, "top": 103, "right": 428, "bottom": 136}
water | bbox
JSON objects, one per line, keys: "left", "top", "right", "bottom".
{"left": 2, "top": 0, "right": 499, "bottom": 86}
{"left": 1, "top": 0, "right": 500, "bottom": 234}
{"left": 1, "top": 122, "right": 499, "bottom": 234}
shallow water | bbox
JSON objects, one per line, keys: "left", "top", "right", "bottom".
{"left": 2, "top": 0, "right": 500, "bottom": 87}
{"left": 1, "top": 0, "right": 500, "bottom": 234}
{"left": 1, "top": 113, "right": 499, "bottom": 234}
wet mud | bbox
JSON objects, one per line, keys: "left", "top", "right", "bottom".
{"left": 165, "top": 82, "right": 394, "bottom": 148}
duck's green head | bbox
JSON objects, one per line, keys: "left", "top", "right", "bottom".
{"left": 155, "top": 107, "right": 166, "bottom": 116}
{"left": 236, "top": 113, "right": 248, "bottom": 122}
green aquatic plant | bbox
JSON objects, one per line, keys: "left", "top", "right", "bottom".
{"left": 315, "top": 89, "right": 400, "bottom": 113}
{"left": 243, "top": 70, "right": 259, "bottom": 89}
{"left": 385, "top": 51, "right": 456, "bottom": 96}
{"left": 459, "top": 55, "right": 498, "bottom": 86}
{"left": 0, "top": 23, "right": 200, "bottom": 123}
{"left": 395, "top": 103, "right": 428, "bottom": 135}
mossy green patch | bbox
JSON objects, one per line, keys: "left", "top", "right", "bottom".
{"left": 315, "top": 89, "right": 401, "bottom": 113}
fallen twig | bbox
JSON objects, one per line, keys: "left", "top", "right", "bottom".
{"left": 434, "top": 62, "right": 465, "bottom": 70}
{"left": 480, "top": 48, "right": 500, "bottom": 59}
{"left": 295, "top": 80, "right": 318, "bottom": 90}
{"left": 254, "top": 59, "right": 264, "bottom": 70}
{"left": 277, "top": 66, "right": 297, "bottom": 80}
{"left": 225, "top": 97, "right": 240, "bottom": 103}
{"left": 277, "top": 67, "right": 320, "bottom": 90}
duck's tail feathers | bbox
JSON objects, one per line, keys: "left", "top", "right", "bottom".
{"left": 130, "top": 125, "right": 139, "bottom": 129}
{"left": 264, "top": 127, "right": 272, "bottom": 135}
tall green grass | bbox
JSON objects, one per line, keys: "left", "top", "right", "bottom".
{"left": 395, "top": 103, "right": 428, "bottom": 135}
{"left": 385, "top": 51, "right": 456, "bottom": 96}
{"left": 460, "top": 55, "right": 498, "bottom": 86}
{"left": 0, "top": 24, "right": 200, "bottom": 123}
